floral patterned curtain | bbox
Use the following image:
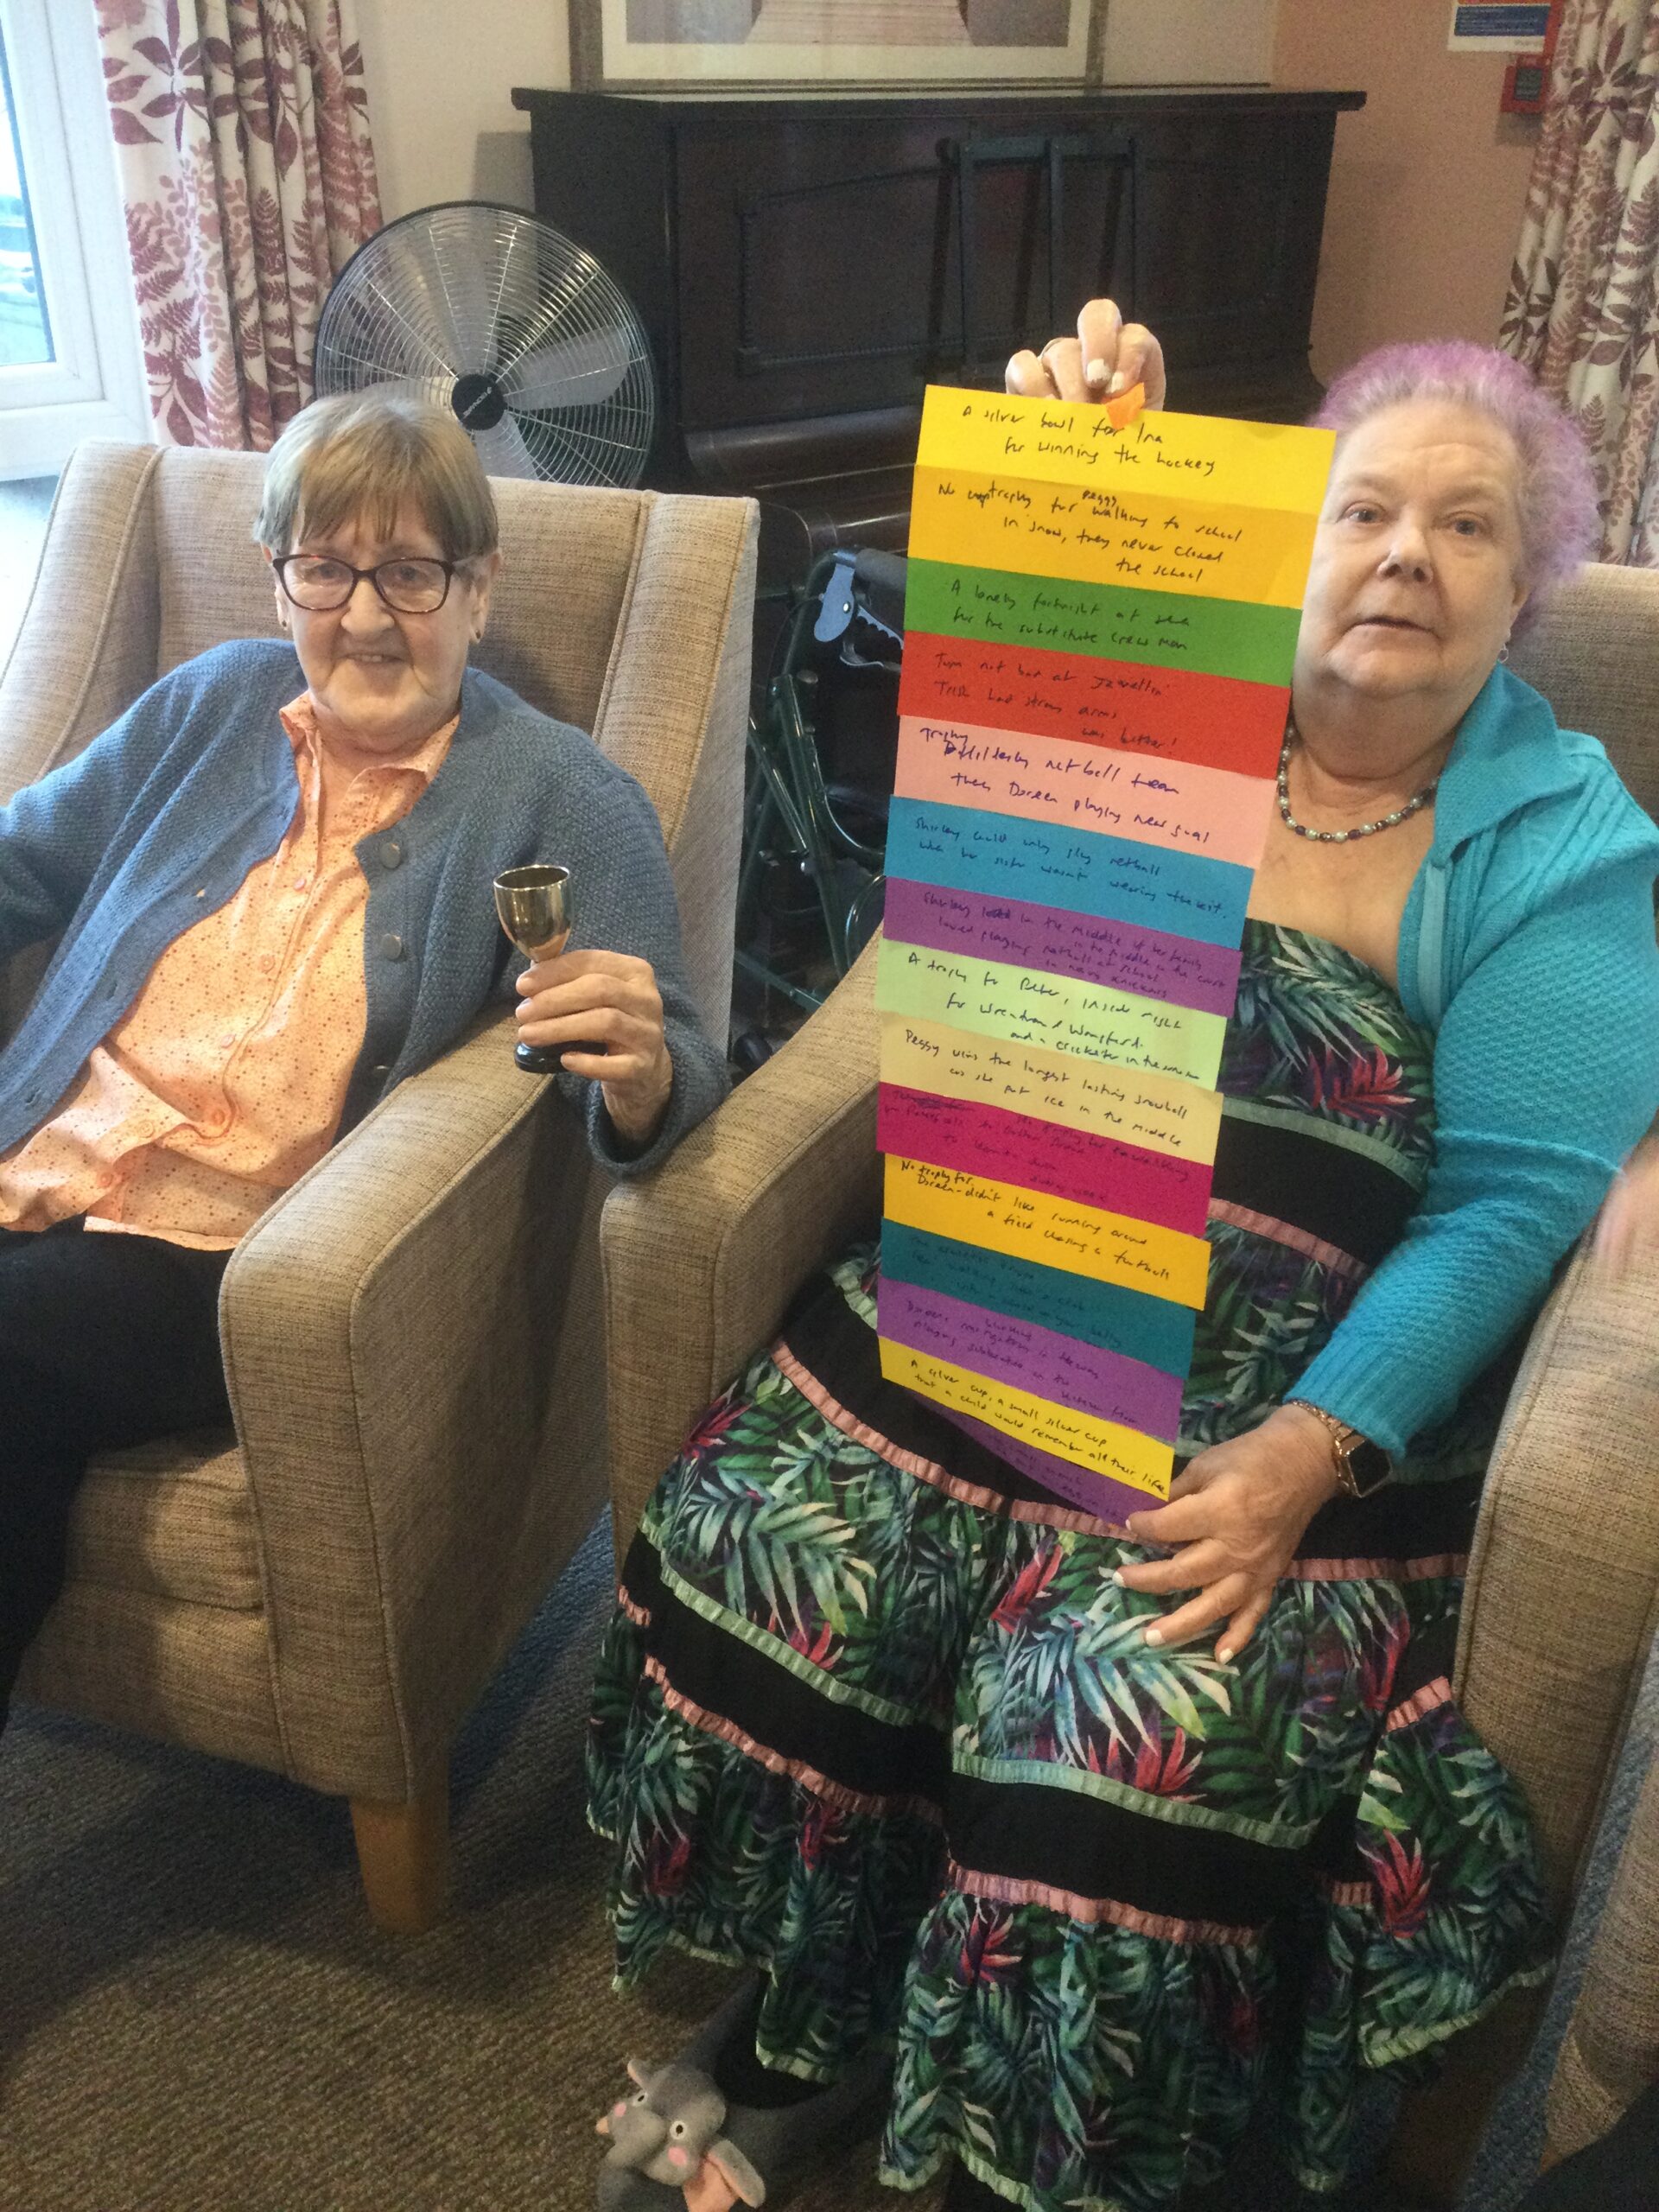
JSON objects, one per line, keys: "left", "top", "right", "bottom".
{"left": 1500, "top": 0, "right": 1659, "bottom": 564}
{"left": 95, "top": 0, "right": 382, "bottom": 450}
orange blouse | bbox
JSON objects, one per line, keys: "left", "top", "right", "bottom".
{"left": 0, "top": 696, "right": 456, "bottom": 1250}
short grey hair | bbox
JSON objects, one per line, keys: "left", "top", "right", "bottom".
{"left": 253, "top": 390, "right": 499, "bottom": 561}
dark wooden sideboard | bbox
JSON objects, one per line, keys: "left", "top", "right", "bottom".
{"left": 512, "top": 85, "right": 1363, "bottom": 576}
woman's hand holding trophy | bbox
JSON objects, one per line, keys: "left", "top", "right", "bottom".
{"left": 495, "top": 864, "right": 675, "bottom": 1151}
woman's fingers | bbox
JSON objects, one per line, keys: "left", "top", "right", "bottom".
{"left": 1006, "top": 336, "right": 1092, "bottom": 401}
{"left": 1140, "top": 1574, "right": 1250, "bottom": 1652}
{"left": 1111, "top": 321, "right": 1166, "bottom": 410}
{"left": 1215, "top": 1591, "right": 1271, "bottom": 1666}
{"left": 1006, "top": 348, "right": 1050, "bottom": 398}
{"left": 1076, "top": 297, "right": 1125, "bottom": 391}
{"left": 1006, "top": 300, "right": 1165, "bottom": 410}
{"left": 1116, "top": 1541, "right": 1225, "bottom": 1598}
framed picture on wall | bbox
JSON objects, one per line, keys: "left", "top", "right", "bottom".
{"left": 569, "top": 1, "right": 1108, "bottom": 92}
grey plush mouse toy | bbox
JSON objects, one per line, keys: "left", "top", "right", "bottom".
{"left": 595, "top": 2055, "right": 767, "bottom": 2211}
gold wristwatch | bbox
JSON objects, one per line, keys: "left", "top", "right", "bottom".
{"left": 1285, "top": 1401, "right": 1395, "bottom": 1499}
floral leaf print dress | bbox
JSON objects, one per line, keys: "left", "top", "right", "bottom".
{"left": 588, "top": 923, "right": 1553, "bottom": 2211}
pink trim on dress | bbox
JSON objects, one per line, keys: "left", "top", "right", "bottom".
{"left": 947, "top": 1858, "right": 1262, "bottom": 1948}
{"left": 772, "top": 1340, "right": 1121, "bottom": 1537}
{"left": 1288, "top": 1552, "right": 1468, "bottom": 1584}
{"left": 616, "top": 1586, "right": 652, "bottom": 1630}
{"left": 1207, "top": 1199, "right": 1367, "bottom": 1280}
{"left": 1316, "top": 1877, "right": 1373, "bottom": 1910}
{"left": 1385, "top": 1675, "right": 1455, "bottom": 1732}
{"left": 642, "top": 1654, "right": 944, "bottom": 1827}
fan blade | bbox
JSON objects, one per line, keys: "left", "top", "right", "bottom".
{"left": 470, "top": 416, "right": 541, "bottom": 481}
{"left": 502, "top": 329, "right": 633, "bottom": 413}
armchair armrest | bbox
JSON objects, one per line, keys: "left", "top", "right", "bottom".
{"left": 0, "top": 442, "right": 162, "bottom": 801}
{"left": 1546, "top": 1732, "right": 1659, "bottom": 2161}
{"left": 221, "top": 1006, "right": 604, "bottom": 1801}
{"left": 1456, "top": 1238, "right": 1659, "bottom": 1906}
{"left": 602, "top": 933, "right": 882, "bottom": 1555}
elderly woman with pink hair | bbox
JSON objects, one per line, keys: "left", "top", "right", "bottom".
{"left": 585, "top": 309, "right": 1659, "bottom": 2212}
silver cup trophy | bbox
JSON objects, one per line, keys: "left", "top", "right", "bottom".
{"left": 493, "top": 863, "right": 603, "bottom": 1075}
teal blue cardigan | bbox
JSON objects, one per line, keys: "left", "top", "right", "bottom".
{"left": 1294, "top": 662, "right": 1659, "bottom": 1453}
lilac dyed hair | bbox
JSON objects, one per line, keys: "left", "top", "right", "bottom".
{"left": 1313, "top": 340, "right": 1600, "bottom": 628}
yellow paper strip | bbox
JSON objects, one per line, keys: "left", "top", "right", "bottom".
{"left": 885, "top": 1154, "right": 1211, "bottom": 1311}
{"left": 910, "top": 465, "right": 1319, "bottom": 610}
{"left": 880, "top": 1338, "right": 1173, "bottom": 1498}
{"left": 879, "top": 1013, "right": 1224, "bottom": 1161}
{"left": 918, "top": 386, "right": 1336, "bottom": 513}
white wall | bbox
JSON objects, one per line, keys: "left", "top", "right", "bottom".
{"left": 1101, "top": 0, "right": 1276, "bottom": 87}
{"left": 353, "top": 0, "right": 569, "bottom": 219}
{"left": 354, "top": 2, "right": 1281, "bottom": 223}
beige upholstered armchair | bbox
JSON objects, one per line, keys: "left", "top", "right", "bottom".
{"left": 602, "top": 563, "right": 1659, "bottom": 2197}
{"left": 1, "top": 440, "right": 756, "bottom": 1932}
{"left": 1544, "top": 1727, "right": 1658, "bottom": 2169}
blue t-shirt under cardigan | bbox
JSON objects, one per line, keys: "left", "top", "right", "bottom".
{"left": 0, "top": 639, "right": 728, "bottom": 1182}
{"left": 1292, "top": 659, "right": 1659, "bottom": 1453}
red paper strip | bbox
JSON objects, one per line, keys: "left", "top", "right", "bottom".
{"left": 900, "top": 631, "right": 1288, "bottom": 778}
{"left": 878, "top": 1082, "right": 1213, "bottom": 1237}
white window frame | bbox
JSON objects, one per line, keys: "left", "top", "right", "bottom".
{"left": 0, "top": 0, "right": 149, "bottom": 479}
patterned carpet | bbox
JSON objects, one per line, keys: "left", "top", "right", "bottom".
{"left": 1, "top": 1510, "right": 1649, "bottom": 2212}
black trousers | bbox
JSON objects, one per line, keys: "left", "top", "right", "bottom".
{"left": 0, "top": 1218, "right": 230, "bottom": 1726}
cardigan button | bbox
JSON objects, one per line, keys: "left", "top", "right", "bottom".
{"left": 379, "top": 839, "right": 403, "bottom": 869}
{"left": 379, "top": 932, "right": 405, "bottom": 962}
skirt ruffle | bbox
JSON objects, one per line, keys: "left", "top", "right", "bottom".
{"left": 587, "top": 1257, "right": 1553, "bottom": 2209}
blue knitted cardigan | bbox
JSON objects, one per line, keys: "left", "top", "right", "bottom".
{"left": 0, "top": 639, "right": 729, "bottom": 1179}
{"left": 1294, "top": 661, "right": 1659, "bottom": 1452}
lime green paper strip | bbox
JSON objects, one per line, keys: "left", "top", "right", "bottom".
{"left": 878, "top": 936, "right": 1227, "bottom": 1089}
{"left": 906, "top": 558, "right": 1301, "bottom": 686}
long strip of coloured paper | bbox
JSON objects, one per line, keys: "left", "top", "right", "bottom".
{"left": 876, "top": 383, "right": 1334, "bottom": 1524}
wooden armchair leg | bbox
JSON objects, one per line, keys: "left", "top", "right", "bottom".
{"left": 349, "top": 1782, "right": 450, "bottom": 1934}
{"left": 1384, "top": 1983, "right": 1549, "bottom": 2207}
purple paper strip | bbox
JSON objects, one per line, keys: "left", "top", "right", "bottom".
{"left": 937, "top": 1403, "right": 1160, "bottom": 1529}
{"left": 882, "top": 876, "right": 1240, "bottom": 1016}
{"left": 878, "top": 1277, "right": 1182, "bottom": 1440}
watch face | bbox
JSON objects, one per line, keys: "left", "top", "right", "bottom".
{"left": 1344, "top": 1438, "right": 1394, "bottom": 1495}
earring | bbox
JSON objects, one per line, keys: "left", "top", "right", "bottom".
{"left": 1498, "top": 642, "right": 1510, "bottom": 662}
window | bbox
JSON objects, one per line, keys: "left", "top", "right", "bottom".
{"left": 0, "top": 0, "right": 148, "bottom": 479}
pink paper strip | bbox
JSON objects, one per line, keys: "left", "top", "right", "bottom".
{"left": 878, "top": 1083, "right": 1212, "bottom": 1237}
{"left": 934, "top": 1402, "right": 1160, "bottom": 1529}
{"left": 896, "top": 715, "right": 1274, "bottom": 870}
{"left": 879, "top": 1275, "right": 1183, "bottom": 1440}
{"left": 881, "top": 875, "right": 1241, "bottom": 1016}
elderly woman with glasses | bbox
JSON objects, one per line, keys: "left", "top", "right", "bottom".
{"left": 0, "top": 389, "right": 728, "bottom": 1736}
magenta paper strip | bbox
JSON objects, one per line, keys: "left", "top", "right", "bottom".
{"left": 879, "top": 1275, "right": 1183, "bottom": 1440}
{"left": 878, "top": 1083, "right": 1212, "bottom": 1237}
{"left": 934, "top": 1402, "right": 1158, "bottom": 1529}
{"left": 895, "top": 715, "right": 1274, "bottom": 871}
{"left": 881, "top": 875, "right": 1241, "bottom": 1016}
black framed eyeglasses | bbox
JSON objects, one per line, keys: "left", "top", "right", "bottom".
{"left": 272, "top": 553, "right": 461, "bottom": 615}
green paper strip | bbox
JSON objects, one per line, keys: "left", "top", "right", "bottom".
{"left": 877, "top": 937, "right": 1228, "bottom": 1089}
{"left": 906, "top": 558, "right": 1302, "bottom": 686}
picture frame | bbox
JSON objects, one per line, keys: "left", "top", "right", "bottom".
{"left": 569, "top": 1, "right": 1109, "bottom": 94}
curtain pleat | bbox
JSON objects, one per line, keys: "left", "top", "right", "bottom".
{"left": 95, "top": 0, "right": 383, "bottom": 450}
{"left": 1500, "top": 0, "right": 1659, "bottom": 564}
